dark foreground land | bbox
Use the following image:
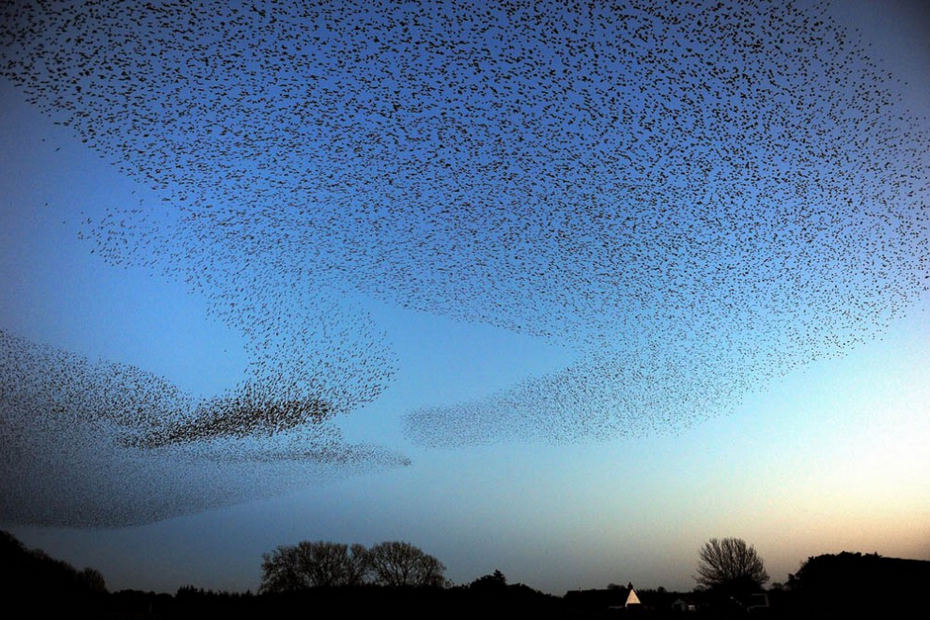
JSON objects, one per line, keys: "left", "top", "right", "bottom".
{"left": 2, "top": 530, "right": 928, "bottom": 619}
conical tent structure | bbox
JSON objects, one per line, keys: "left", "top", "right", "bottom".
{"left": 625, "top": 587, "right": 641, "bottom": 606}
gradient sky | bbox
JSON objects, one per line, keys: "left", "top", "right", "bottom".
{"left": 1, "top": 0, "right": 929, "bottom": 595}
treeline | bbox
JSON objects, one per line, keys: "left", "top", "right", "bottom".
{"left": 0, "top": 529, "right": 107, "bottom": 616}
{"left": 260, "top": 540, "right": 447, "bottom": 590}
{"left": 782, "top": 551, "right": 930, "bottom": 616}
{"left": 3, "top": 530, "right": 929, "bottom": 619}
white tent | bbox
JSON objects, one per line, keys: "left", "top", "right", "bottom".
{"left": 625, "top": 587, "right": 641, "bottom": 607}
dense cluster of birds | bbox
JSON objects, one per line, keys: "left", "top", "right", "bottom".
{"left": 1, "top": 0, "right": 927, "bottom": 523}
{"left": 0, "top": 329, "right": 409, "bottom": 526}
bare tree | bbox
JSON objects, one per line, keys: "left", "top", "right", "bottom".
{"left": 78, "top": 567, "right": 107, "bottom": 593}
{"left": 367, "top": 541, "right": 447, "bottom": 587}
{"left": 259, "top": 541, "right": 369, "bottom": 592}
{"left": 345, "top": 543, "right": 371, "bottom": 586}
{"left": 260, "top": 545, "right": 306, "bottom": 593}
{"left": 695, "top": 537, "right": 769, "bottom": 595}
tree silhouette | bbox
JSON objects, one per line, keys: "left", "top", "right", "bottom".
{"left": 695, "top": 537, "right": 768, "bottom": 596}
{"left": 1, "top": 529, "right": 108, "bottom": 615}
{"left": 786, "top": 551, "right": 930, "bottom": 615}
{"left": 78, "top": 567, "right": 107, "bottom": 593}
{"left": 259, "top": 540, "right": 446, "bottom": 591}
{"left": 259, "top": 541, "right": 368, "bottom": 592}
{"left": 470, "top": 570, "right": 507, "bottom": 590}
{"left": 367, "top": 541, "right": 447, "bottom": 587}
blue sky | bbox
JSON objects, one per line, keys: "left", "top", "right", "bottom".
{"left": 1, "top": 0, "right": 928, "bottom": 594}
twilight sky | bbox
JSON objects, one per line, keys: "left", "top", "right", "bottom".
{"left": 1, "top": 0, "right": 928, "bottom": 594}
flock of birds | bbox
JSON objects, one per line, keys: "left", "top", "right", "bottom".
{"left": 0, "top": 328, "right": 410, "bottom": 526}
{"left": 1, "top": 0, "right": 927, "bottom": 525}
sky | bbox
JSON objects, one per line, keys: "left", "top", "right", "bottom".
{"left": 1, "top": 0, "right": 928, "bottom": 595}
